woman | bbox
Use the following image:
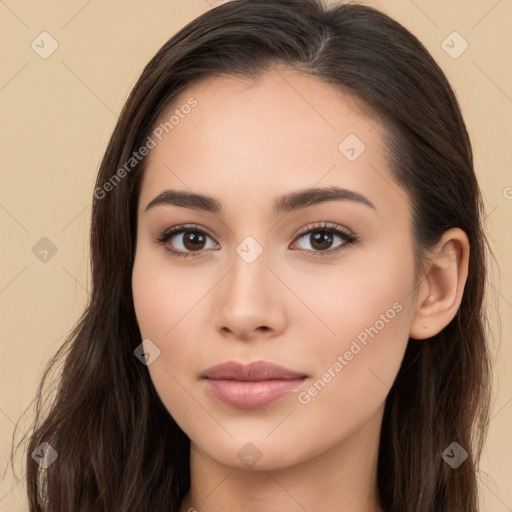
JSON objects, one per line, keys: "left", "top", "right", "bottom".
{"left": 19, "top": 0, "right": 492, "bottom": 510}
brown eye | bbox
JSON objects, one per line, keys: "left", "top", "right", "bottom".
{"left": 181, "top": 230, "right": 208, "bottom": 251}
{"left": 308, "top": 230, "right": 335, "bottom": 251}
{"left": 156, "top": 224, "right": 218, "bottom": 258}
{"left": 291, "top": 222, "right": 357, "bottom": 256}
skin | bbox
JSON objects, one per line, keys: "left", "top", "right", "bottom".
{"left": 131, "top": 67, "right": 469, "bottom": 512}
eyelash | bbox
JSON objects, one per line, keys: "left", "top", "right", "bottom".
{"left": 155, "top": 222, "right": 358, "bottom": 259}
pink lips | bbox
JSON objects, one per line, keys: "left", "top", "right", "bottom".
{"left": 201, "top": 361, "right": 308, "bottom": 409}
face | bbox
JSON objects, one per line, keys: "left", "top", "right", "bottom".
{"left": 132, "top": 68, "right": 418, "bottom": 471}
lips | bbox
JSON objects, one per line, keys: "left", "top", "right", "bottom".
{"left": 201, "top": 361, "right": 308, "bottom": 409}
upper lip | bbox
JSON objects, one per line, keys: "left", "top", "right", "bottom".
{"left": 201, "top": 361, "right": 308, "bottom": 381}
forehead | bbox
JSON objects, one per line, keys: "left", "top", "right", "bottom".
{"left": 138, "top": 68, "right": 407, "bottom": 224}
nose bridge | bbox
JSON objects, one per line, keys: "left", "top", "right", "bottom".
{"left": 214, "top": 237, "right": 285, "bottom": 337}
{"left": 224, "top": 239, "right": 273, "bottom": 310}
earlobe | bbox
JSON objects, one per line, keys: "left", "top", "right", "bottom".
{"left": 409, "top": 228, "right": 470, "bottom": 340}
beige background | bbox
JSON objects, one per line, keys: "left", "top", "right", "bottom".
{"left": 1, "top": 0, "right": 510, "bottom": 510}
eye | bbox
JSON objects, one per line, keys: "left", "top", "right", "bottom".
{"left": 290, "top": 221, "right": 357, "bottom": 256}
{"left": 155, "top": 221, "right": 358, "bottom": 259}
{"left": 155, "top": 224, "right": 218, "bottom": 259}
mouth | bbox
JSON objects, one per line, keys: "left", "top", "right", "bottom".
{"left": 200, "top": 360, "right": 309, "bottom": 409}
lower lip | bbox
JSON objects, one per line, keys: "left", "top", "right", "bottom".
{"left": 203, "top": 378, "right": 307, "bottom": 409}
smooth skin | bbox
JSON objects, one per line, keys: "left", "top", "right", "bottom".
{"left": 131, "top": 67, "right": 469, "bottom": 512}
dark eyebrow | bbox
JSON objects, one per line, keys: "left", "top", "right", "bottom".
{"left": 274, "top": 186, "right": 376, "bottom": 214}
{"left": 145, "top": 189, "right": 222, "bottom": 214}
{"left": 144, "top": 186, "right": 376, "bottom": 215}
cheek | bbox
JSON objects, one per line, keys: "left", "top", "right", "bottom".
{"left": 131, "top": 247, "right": 210, "bottom": 377}
{"left": 293, "top": 251, "right": 414, "bottom": 428}
{"left": 293, "top": 295, "right": 411, "bottom": 449}
{"left": 283, "top": 241, "right": 414, "bottom": 355}
{"left": 132, "top": 246, "right": 201, "bottom": 342}
{"left": 132, "top": 256, "right": 164, "bottom": 338}
{"left": 132, "top": 251, "right": 206, "bottom": 432}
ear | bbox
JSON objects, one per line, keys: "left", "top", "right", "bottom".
{"left": 409, "top": 228, "right": 470, "bottom": 340}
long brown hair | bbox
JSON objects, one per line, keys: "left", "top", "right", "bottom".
{"left": 12, "top": 0, "right": 492, "bottom": 510}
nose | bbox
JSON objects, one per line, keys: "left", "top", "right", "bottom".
{"left": 213, "top": 249, "right": 287, "bottom": 342}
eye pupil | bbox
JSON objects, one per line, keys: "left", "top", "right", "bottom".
{"left": 184, "top": 231, "right": 206, "bottom": 250}
{"left": 311, "top": 231, "right": 333, "bottom": 250}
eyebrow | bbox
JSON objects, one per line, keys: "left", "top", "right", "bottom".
{"left": 144, "top": 186, "right": 376, "bottom": 215}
